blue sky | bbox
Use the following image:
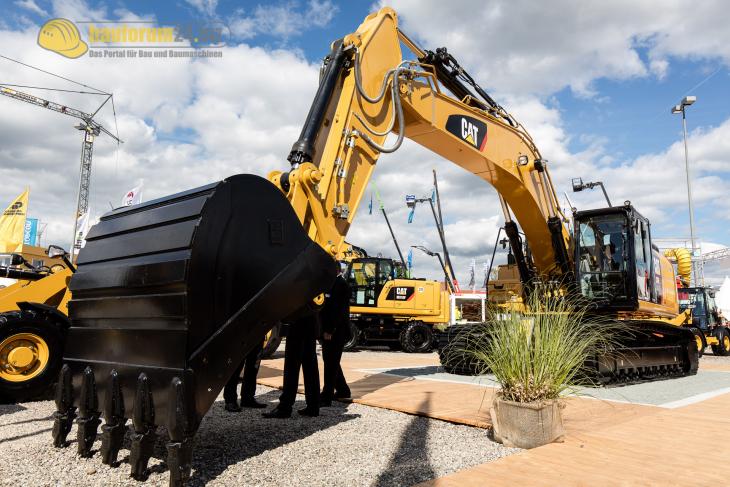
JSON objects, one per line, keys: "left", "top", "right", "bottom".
{"left": 2, "top": 0, "right": 729, "bottom": 283}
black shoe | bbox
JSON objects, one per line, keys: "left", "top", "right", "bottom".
{"left": 240, "top": 398, "right": 267, "bottom": 409}
{"left": 224, "top": 402, "right": 241, "bottom": 412}
{"left": 334, "top": 390, "right": 351, "bottom": 399}
{"left": 319, "top": 395, "right": 333, "bottom": 407}
{"left": 262, "top": 406, "right": 291, "bottom": 419}
{"left": 298, "top": 407, "right": 319, "bottom": 417}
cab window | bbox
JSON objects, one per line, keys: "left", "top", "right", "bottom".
{"left": 378, "top": 260, "right": 393, "bottom": 284}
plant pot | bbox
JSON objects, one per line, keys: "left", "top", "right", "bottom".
{"left": 489, "top": 397, "right": 565, "bottom": 449}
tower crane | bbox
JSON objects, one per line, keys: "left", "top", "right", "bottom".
{"left": 0, "top": 84, "right": 122, "bottom": 258}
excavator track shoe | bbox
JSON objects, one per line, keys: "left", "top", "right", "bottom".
{"left": 53, "top": 174, "right": 337, "bottom": 484}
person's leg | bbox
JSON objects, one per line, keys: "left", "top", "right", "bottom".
{"left": 299, "top": 319, "right": 320, "bottom": 415}
{"left": 320, "top": 339, "right": 335, "bottom": 401}
{"left": 241, "top": 341, "right": 263, "bottom": 401}
{"left": 241, "top": 341, "right": 266, "bottom": 408}
{"left": 278, "top": 332, "right": 301, "bottom": 410}
{"left": 223, "top": 361, "right": 244, "bottom": 411}
{"left": 332, "top": 343, "right": 350, "bottom": 398}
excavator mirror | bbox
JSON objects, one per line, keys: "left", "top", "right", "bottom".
{"left": 46, "top": 245, "right": 68, "bottom": 258}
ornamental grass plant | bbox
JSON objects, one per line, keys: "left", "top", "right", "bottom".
{"left": 457, "top": 288, "right": 624, "bottom": 403}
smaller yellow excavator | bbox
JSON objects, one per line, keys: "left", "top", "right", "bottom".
{"left": 0, "top": 245, "right": 74, "bottom": 400}
{"left": 344, "top": 255, "right": 450, "bottom": 352}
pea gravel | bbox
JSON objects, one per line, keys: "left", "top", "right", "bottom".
{"left": 0, "top": 385, "right": 517, "bottom": 486}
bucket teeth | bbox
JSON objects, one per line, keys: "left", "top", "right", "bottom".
{"left": 52, "top": 364, "right": 76, "bottom": 448}
{"left": 166, "top": 376, "right": 194, "bottom": 487}
{"left": 100, "top": 369, "right": 127, "bottom": 466}
{"left": 167, "top": 438, "right": 193, "bottom": 487}
{"left": 129, "top": 373, "right": 156, "bottom": 481}
{"left": 77, "top": 366, "right": 101, "bottom": 458}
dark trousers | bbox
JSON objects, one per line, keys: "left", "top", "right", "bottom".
{"left": 279, "top": 316, "right": 319, "bottom": 410}
{"left": 321, "top": 338, "right": 350, "bottom": 399}
{"left": 224, "top": 341, "right": 263, "bottom": 404}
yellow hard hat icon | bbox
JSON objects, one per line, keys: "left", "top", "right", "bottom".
{"left": 38, "top": 18, "right": 88, "bottom": 59}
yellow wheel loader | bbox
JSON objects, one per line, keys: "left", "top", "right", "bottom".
{"left": 50, "top": 8, "right": 699, "bottom": 485}
{"left": 0, "top": 245, "right": 73, "bottom": 401}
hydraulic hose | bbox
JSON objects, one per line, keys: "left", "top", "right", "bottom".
{"left": 352, "top": 66, "right": 407, "bottom": 154}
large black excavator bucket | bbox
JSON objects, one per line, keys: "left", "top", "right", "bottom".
{"left": 52, "top": 174, "right": 337, "bottom": 485}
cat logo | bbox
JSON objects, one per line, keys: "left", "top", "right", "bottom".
{"left": 445, "top": 114, "right": 488, "bottom": 151}
{"left": 386, "top": 286, "right": 415, "bottom": 301}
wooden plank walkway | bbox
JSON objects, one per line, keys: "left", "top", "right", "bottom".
{"left": 258, "top": 351, "right": 730, "bottom": 486}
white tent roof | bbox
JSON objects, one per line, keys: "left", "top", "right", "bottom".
{"left": 716, "top": 276, "right": 730, "bottom": 317}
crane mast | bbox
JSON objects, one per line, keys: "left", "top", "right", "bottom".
{"left": 0, "top": 85, "right": 121, "bottom": 258}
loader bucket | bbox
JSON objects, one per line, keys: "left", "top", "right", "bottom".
{"left": 52, "top": 174, "right": 337, "bottom": 485}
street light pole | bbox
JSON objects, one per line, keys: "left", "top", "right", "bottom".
{"left": 672, "top": 95, "right": 698, "bottom": 284}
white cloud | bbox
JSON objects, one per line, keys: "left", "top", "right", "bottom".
{"left": 185, "top": 0, "right": 219, "bottom": 17}
{"left": 229, "top": 1, "right": 338, "bottom": 40}
{"left": 380, "top": 0, "right": 730, "bottom": 97}
{"left": 1, "top": 2, "right": 729, "bottom": 288}
{"left": 14, "top": 0, "right": 48, "bottom": 17}
{"left": 51, "top": 0, "right": 107, "bottom": 21}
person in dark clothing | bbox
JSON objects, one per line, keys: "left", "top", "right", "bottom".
{"left": 263, "top": 313, "right": 320, "bottom": 418}
{"left": 224, "top": 340, "right": 266, "bottom": 412}
{"left": 320, "top": 275, "right": 352, "bottom": 406}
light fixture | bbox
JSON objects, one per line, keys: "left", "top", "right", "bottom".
{"left": 517, "top": 155, "right": 529, "bottom": 166}
{"left": 571, "top": 177, "right": 612, "bottom": 207}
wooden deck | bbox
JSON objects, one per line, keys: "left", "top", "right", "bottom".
{"left": 258, "top": 351, "right": 730, "bottom": 486}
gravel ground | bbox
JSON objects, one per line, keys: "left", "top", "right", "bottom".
{"left": 701, "top": 353, "right": 730, "bottom": 365}
{"left": 0, "top": 385, "right": 517, "bottom": 487}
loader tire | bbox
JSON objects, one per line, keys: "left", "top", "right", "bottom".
{"left": 343, "top": 322, "right": 360, "bottom": 351}
{"left": 0, "top": 310, "right": 65, "bottom": 402}
{"left": 711, "top": 328, "right": 730, "bottom": 356}
{"left": 399, "top": 321, "right": 433, "bottom": 353}
{"left": 689, "top": 327, "right": 706, "bottom": 358}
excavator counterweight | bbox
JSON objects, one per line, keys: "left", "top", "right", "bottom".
{"left": 54, "top": 174, "right": 337, "bottom": 483}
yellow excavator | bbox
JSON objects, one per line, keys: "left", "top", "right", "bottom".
{"left": 344, "top": 254, "right": 450, "bottom": 352}
{"left": 51, "top": 8, "right": 698, "bottom": 485}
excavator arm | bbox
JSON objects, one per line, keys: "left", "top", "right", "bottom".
{"left": 268, "top": 8, "right": 570, "bottom": 280}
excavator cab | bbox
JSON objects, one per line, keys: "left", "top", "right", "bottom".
{"left": 345, "top": 257, "right": 407, "bottom": 307}
{"left": 678, "top": 287, "right": 721, "bottom": 331}
{"left": 574, "top": 204, "right": 657, "bottom": 310}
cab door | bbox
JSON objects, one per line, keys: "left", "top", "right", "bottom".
{"left": 347, "top": 260, "right": 378, "bottom": 307}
